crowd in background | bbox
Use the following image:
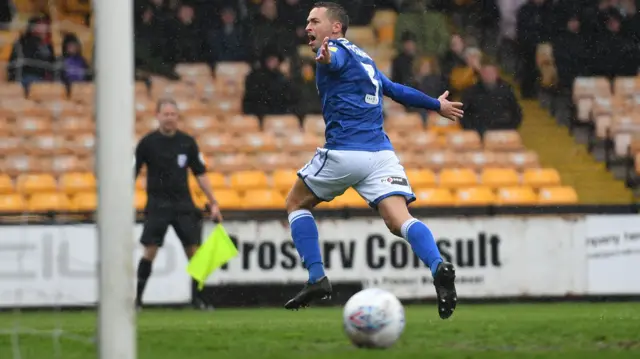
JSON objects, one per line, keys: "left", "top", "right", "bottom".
{"left": 3, "top": 0, "right": 640, "bottom": 136}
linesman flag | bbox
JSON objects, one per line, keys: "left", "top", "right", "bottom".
{"left": 187, "top": 224, "right": 238, "bottom": 290}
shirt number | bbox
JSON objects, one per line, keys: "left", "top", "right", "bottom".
{"left": 361, "top": 62, "right": 379, "bottom": 105}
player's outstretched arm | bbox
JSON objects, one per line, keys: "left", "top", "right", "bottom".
{"left": 379, "top": 72, "right": 463, "bottom": 121}
{"left": 315, "top": 37, "right": 347, "bottom": 71}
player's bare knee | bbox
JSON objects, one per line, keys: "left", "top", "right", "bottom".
{"left": 143, "top": 245, "right": 159, "bottom": 261}
{"left": 377, "top": 196, "right": 412, "bottom": 237}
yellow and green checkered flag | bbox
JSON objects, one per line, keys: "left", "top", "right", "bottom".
{"left": 187, "top": 224, "right": 238, "bottom": 290}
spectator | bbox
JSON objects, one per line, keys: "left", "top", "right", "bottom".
{"left": 592, "top": 10, "right": 640, "bottom": 78}
{"left": 621, "top": 0, "right": 640, "bottom": 44}
{"left": 247, "top": 0, "right": 295, "bottom": 64}
{"left": 7, "top": 15, "right": 56, "bottom": 90}
{"left": 0, "top": 0, "right": 13, "bottom": 29}
{"left": 391, "top": 31, "right": 417, "bottom": 86}
{"left": 296, "top": 59, "right": 322, "bottom": 115}
{"left": 242, "top": 48, "right": 297, "bottom": 118}
{"left": 206, "top": 7, "right": 247, "bottom": 64}
{"left": 461, "top": 63, "right": 523, "bottom": 137}
{"left": 516, "top": 0, "right": 553, "bottom": 98}
{"left": 394, "top": 0, "right": 450, "bottom": 56}
{"left": 134, "top": 7, "right": 179, "bottom": 79}
{"left": 413, "top": 57, "right": 447, "bottom": 99}
{"left": 278, "top": 0, "right": 309, "bottom": 46}
{"left": 497, "top": 0, "right": 527, "bottom": 74}
{"left": 60, "top": 33, "right": 91, "bottom": 84}
{"left": 448, "top": 47, "right": 481, "bottom": 95}
{"left": 169, "top": 3, "right": 204, "bottom": 63}
{"left": 439, "top": 34, "right": 467, "bottom": 87}
{"left": 552, "top": 16, "right": 587, "bottom": 93}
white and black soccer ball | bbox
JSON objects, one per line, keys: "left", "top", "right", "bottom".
{"left": 342, "top": 288, "right": 405, "bottom": 349}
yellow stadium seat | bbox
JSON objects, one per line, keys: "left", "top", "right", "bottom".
{"left": 481, "top": 168, "right": 520, "bottom": 188}
{"left": 188, "top": 174, "right": 202, "bottom": 195}
{"left": 198, "top": 133, "right": 236, "bottom": 155}
{"left": 134, "top": 190, "right": 147, "bottom": 210}
{"left": 192, "top": 193, "right": 209, "bottom": 209}
{"left": 406, "top": 131, "right": 444, "bottom": 151}
{"left": 501, "top": 151, "right": 540, "bottom": 170}
{"left": 272, "top": 170, "right": 297, "bottom": 191}
{"left": 253, "top": 152, "right": 297, "bottom": 171}
{"left": 28, "top": 83, "right": 67, "bottom": 101}
{"left": 0, "top": 174, "right": 14, "bottom": 194}
{"left": 459, "top": 151, "right": 499, "bottom": 171}
{"left": 438, "top": 168, "right": 478, "bottom": 188}
{"left": 426, "top": 114, "right": 461, "bottom": 135}
{"left": 303, "top": 115, "right": 325, "bottom": 136}
{"left": 241, "top": 189, "right": 286, "bottom": 209}
{"left": 283, "top": 133, "right": 323, "bottom": 153}
{"left": 413, "top": 188, "right": 454, "bottom": 206}
{"left": 59, "top": 172, "right": 96, "bottom": 194}
{"left": 331, "top": 188, "right": 368, "bottom": 209}
{"left": 496, "top": 186, "right": 537, "bottom": 205}
{"left": 483, "top": 130, "right": 524, "bottom": 152}
{"left": 14, "top": 116, "right": 53, "bottom": 136}
{"left": 422, "top": 151, "right": 459, "bottom": 171}
{"left": 28, "top": 193, "right": 71, "bottom": 212}
{"left": 59, "top": 115, "right": 94, "bottom": 135}
{"left": 405, "top": 169, "right": 436, "bottom": 188}
{"left": 213, "top": 189, "right": 241, "bottom": 209}
{"left": 184, "top": 115, "right": 221, "bottom": 134}
{"left": 223, "top": 115, "right": 260, "bottom": 134}
{"left": 230, "top": 170, "right": 269, "bottom": 191}
{"left": 538, "top": 186, "right": 578, "bottom": 204}
{"left": 0, "top": 194, "right": 25, "bottom": 213}
{"left": 237, "top": 133, "right": 278, "bottom": 153}
{"left": 385, "top": 113, "right": 423, "bottom": 134}
{"left": 135, "top": 176, "right": 146, "bottom": 191}
{"left": 207, "top": 172, "right": 227, "bottom": 189}
{"left": 447, "top": 131, "right": 482, "bottom": 152}
{"left": 71, "top": 192, "right": 97, "bottom": 212}
{"left": 263, "top": 115, "right": 301, "bottom": 136}
{"left": 522, "top": 168, "right": 561, "bottom": 188}
{"left": 28, "top": 134, "right": 67, "bottom": 155}
{"left": 3, "top": 155, "right": 40, "bottom": 177}
{"left": 455, "top": 187, "right": 496, "bottom": 206}
{"left": 210, "top": 153, "right": 251, "bottom": 173}
{"left": 17, "top": 174, "right": 58, "bottom": 195}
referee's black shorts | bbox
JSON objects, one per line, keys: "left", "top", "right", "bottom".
{"left": 140, "top": 208, "right": 203, "bottom": 248}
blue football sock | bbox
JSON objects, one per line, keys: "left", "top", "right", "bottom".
{"left": 401, "top": 218, "right": 443, "bottom": 277}
{"left": 288, "top": 209, "right": 325, "bottom": 283}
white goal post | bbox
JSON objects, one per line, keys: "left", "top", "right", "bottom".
{"left": 94, "top": 0, "right": 136, "bottom": 358}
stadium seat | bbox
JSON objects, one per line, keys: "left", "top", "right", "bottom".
{"left": 134, "top": 190, "right": 147, "bottom": 210}
{"left": 496, "top": 186, "right": 537, "bottom": 205}
{"left": 41, "top": 100, "right": 87, "bottom": 118}
{"left": 500, "top": 151, "right": 540, "bottom": 170}
{"left": 205, "top": 172, "right": 227, "bottom": 189}
{"left": 0, "top": 117, "right": 13, "bottom": 136}
{"left": 0, "top": 174, "right": 14, "bottom": 194}
{"left": 28, "top": 192, "right": 71, "bottom": 212}
{"left": 538, "top": 186, "right": 578, "bottom": 204}
{"left": 51, "top": 155, "right": 84, "bottom": 174}
{"left": 17, "top": 174, "right": 58, "bottom": 195}
{"left": 347, "top": 26, "right": 376, "bottom": 46}
{"left": 67, "top": 132, "right": 96, "bottom": 157}
{"left": 395, "top": 152, "right": 421, "bottom": 168}
{"left": 192, "top": 193, "right": 208, "bottom": 209}
{"left": 447, "top": 131, "right": 482, "bottom": 152}
{"left": 281, "top": 133, "right": 323, "bottom": 153}
{"left": 14, "top": 115, "right": 52, "bottom": 136}
{"left": 28, "top": 83, "right": 67, "bottom": 102}
{"left": 136, "top": 114, "right": 157, "bottom": 134}
{"left": 3, "top": 155, "right": 40, "bottom": 176}
{"left": 241, "top": 189, "right": 285, "bottom": 209}
{"left": 438, "top": 168, "right": 478, "bottom": 188}
{"left": 481, "top": 168, "right": 520, "bottom": 188}
{"left": 422, "top": 151, "right": 458, "bottom": 171}
{"left": 70, "top": 83, "right": 95, "bottom": 103}
{"left": 522, "top": 168, "right": 561, "bottom": 188}
{"left": 330, "top": 188, "right": 368, "bottom": 209}
{"left": 210, "top": 98, "right": 242, "bottom": 115}
{"left": 272, "top": 170, "right": 297, "bottom": 192}
{"left": 58, "top": 115, "right": 94, "bottom": 135}
{"left": 209, "top": 153, "right": 251, "bottom": 173}
{"left": 426, "top": 114, "right": 461, "bottom": 135}
{"left": 385, "top": 113, "right": 423, "bottom": 134}
{"left": 483, "top": 130, "right": 524, "bottom": 152}
{"left": 70, "top": 192, "right": 97, "bottom": 212}
{"left": 303, "top": 115, "right": 325, "bottom": 136}
{"left": 224, "top": 114, "right": 260, "bottom": 134}
{"left": 237, "top": 133, "right": 278, "bottom": 153}
{"left": 151, "top": 81, "right": 193, "bottom": 100}
{"left": 405, "top": 169, "right": 436, "bottom": 188}
{"left": 406, "top": 131, "right": 444, "bottom": 151}
{"left": 455, "top": 187, "right": 496, "bottom": 206}
{"left": 413, "top": 188, "right": 454, "bottom": 206}
{"left": 458, "top": 151, "right": 498, "bottom": 171}
{"left": 387, "top": 131, "right": 409, "bottom": 151}
{"left": 253, "top": 152, "right": 296, "bottom": 171}
{"left": 216, "top": 62, "right": 251, "bottom": 80}
{"left": 210, "top": 189, "right": 240, "bottom": 209}
{"left": 198, "top": 133, "right": 235, "bottom": 155}
{"left": 0, "top": 194, "right": 25, "bottom": 213}
{"left": 0, "top": 136, "right": 21, "bottom": 156}
{"left": 59, "top": 172, "right": 96, "bottom": 194}
{"left": 184, "top": 114, "right": 221, "bottom": 134}
{"left": 27, "top": 134, "right": 67, "bottom": 155}
{"left": 230, "top": 170, "right": 269, "bottom": 191}
{"left": 263, "top": 115, "right": 301, "bottom": 136}
{"left": 613, "top": 76, "right": 640, "bottom": 98}
{"left": 0, "top": 83, "right": 25, "bottom": 98}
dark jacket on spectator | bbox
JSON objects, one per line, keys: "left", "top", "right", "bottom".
{"left": 242, "top": 52, "right": 295, "bottom": 117}
{"left": 552, "top": 30, "right": 588, "bottom": 90}
{"left": 461, "top": 80, "right": 523, "bottom": 136}
{"left": 207, "top": 22, "right": 247, "bottom": 63}
{"left": 7, "top": 16, "right": 56, "bottom": 82}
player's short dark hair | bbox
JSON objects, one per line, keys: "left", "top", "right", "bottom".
{"left": 156, "top": 97, "right": 178, "bottom": 113}
{"left": 313, "top": 2, "right": 349, "bottom": 36}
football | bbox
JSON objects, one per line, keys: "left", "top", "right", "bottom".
{"left": 342, "top": 288, "right": 405, "bottom": 349}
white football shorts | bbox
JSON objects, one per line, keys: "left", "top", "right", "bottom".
{"left": 297, "top": 148, "right": 416, "bottom": 208}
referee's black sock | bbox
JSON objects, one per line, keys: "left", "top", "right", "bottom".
{"left": 136, "top": 258, "right": 153, "bottom": 306}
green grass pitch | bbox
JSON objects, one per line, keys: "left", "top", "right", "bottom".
{"left": 1, "top": 303, "right": 639, "bottom": 359}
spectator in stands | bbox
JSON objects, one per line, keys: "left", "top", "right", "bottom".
{"left": 497, "top": 0, "right": 527, "bottom": 74}
{"left": 134, "top": 6, "right": 179, "bottom": 79}
{"left": 0, "top": 0, "right": 13, "bottom": 30}
{"left": 439, "top": 34, "right": 467, "bottom": 89}
{"left": 248, "top": 0, "right": 295, "bottom": 65}
{"left": 60, "top": 33, "right": 91, "bottom": 84}
{"left": 295, "top": 59, "right": 322, "bottom": 115}
{"left": 394, "top": 0, "right": 450, "bottom": 56}
{"left": 169, "top": 3, "right": 204, "bottom": 63}
{"left": 516, "top": 0, "right": 553, "bottom": 98}
{"left": 7, "top": 15, "right": 56, "bottom": 90}
{"left": 278, "top": 0, "right": 309, "bottom": 46}
{"left": 412, "top": 56, "right": 447, "bottom": 121}
{"left": 338, "top": 0, "right": 375, "bottom": 26}
{"left": 593, "top": 10, "right": 640, "bottom": 78}
{"left": 621, "top": 0, "right": 640, "bottom": 44}
{"left": 206, "top": 7, "right": 247, "bottom": 64}
{"left": 448, "top": 46, "right": 481, "bottom": 96}
{"left": 461, "top": 63, "right": 522, "bottom": 137}
{"left": 242, "top": 48, "right": 297, "bottom": 119}
{"left": 391, "top": 31, "right": 418, "bottom": 86}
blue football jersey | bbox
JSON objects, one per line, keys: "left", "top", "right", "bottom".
{"left": 315, "top": 38, "right": 392, "bottom": 152}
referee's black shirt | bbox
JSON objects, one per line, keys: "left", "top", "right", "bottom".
{"left": 134, "top": 130, "right": 206, "bottom": 212}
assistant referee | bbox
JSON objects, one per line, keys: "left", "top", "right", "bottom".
{"left": 134, "top": 97, "right": 223, "bottom": 310}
